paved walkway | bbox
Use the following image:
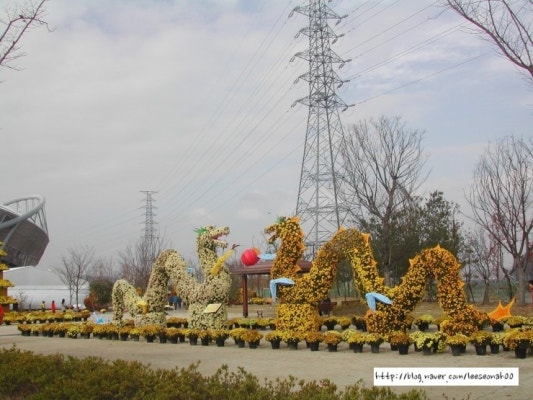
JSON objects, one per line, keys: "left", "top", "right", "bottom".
{"left": 1, "top": 306, "right": 530, "bottom": 400}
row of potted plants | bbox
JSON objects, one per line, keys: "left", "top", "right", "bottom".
{"left": 16, "top": 319, "right": 533, "bottom": 358}
{"left": 1, "top": 310, "right": 92, "bottom": 325}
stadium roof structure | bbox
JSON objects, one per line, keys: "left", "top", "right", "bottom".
{"left": 0, "top": 195, "right": 49, "bottom": 267}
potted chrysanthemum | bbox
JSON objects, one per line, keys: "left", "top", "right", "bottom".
{"left": 337, "top": 316, "right": 352, "bottom": 330}
{"left": 210, "top": 329, "right": 229, "bottom": 347}
{"left": 264, "top": 331, "right": 283, "bottom": 349}
{"left": 346, "top": 330, "right": 366, "bottom": 353}
{"left": 280, "top": 330, "right": 305, "bottom": 350}
{"left": 129, "top": 328, "right": 142, "bottom": 341}
{"left": 141, "top": 324, "right": 162, "bottom": 343}
{"left": 446, "top": 334, "right": 469, "bottom": 356}
{"left": 414, "top": 315, "right": 433, "bottom": 332}
{"left": 388, "top": 330, "right": 411, "bottom": 354}
{"left": 184, "top": 328, "right": 201, "bottom": 345}
{"left": 490, "top": 332, "right": 506, "bottom": 354}
{"left": 469, "top": 331, "right": 492, "bottom": 355}
{"left": 242, "top": 329, "right": 263, "bottom": 348}
{"left": 410, "top": 332, "right": 439, "bottom": 355}
{"left": 323, "top": 330, "right": 343, "bottom": 352}
{"left": 503, "top": 329, "right": 533, "bottom": 358}
{"left": 66, "top": 325, "right": 80, "bottom": 339}
{"left": 304, "top": 331, "right": 324, "bottom": 351}
{"left": 198, "top": 329, "right": 211, "bottom": 346}
{"left": 229, "top": 327, "right": 247, "bottom": 347}
{"left": 118, "top": 326, "right": 132, "bottom": 341}
{"left": 365, "top": 332, "right": 384, "bottom": 353}
{"left": 165, "top": 327, "right": 180, "bottom": 343}
{"left": 322, "top": 316, "right": 338, "bottom": 331}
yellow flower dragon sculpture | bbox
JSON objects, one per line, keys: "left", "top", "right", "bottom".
{"left": 112, "top": 225, "right": 234, "bottom": 329}
{"left": 112, "top": 250, "right": 185, "bottom": 327}
{"left": 266, "top": 217, "right": 487, "bottom": 335}
{"left": 173, "top": 225, "right": 234, "bottom": 330}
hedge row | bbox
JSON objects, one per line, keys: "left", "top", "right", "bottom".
{"left": 0, "top": 347, "right": 432, "bottom": 400}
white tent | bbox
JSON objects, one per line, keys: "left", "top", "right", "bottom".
{"left": 4, "top": 266, "right": 89, "bottom": 310}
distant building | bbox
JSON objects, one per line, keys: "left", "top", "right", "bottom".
{"left": 0, "top": 195, "right": 49, "bottom": 267}
{"left": 5, "top": 266, "right": 89, "bottom": 311}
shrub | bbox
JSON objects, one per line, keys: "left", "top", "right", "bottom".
{"left": 0, "top": 347, "right": 431, "bottom": 399}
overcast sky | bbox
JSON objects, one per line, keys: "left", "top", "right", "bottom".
{"left": 1, "top": 0, "right": 531, "bottom": 271}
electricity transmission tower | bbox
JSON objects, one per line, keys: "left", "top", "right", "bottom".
{"left": 140, "top": 190, "right": 158, "bottom": 263}
{"left": 291, "top": 0, "right": 351, "bottom": 258}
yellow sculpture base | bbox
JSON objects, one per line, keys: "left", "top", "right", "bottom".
{"left": 276, "top": 303, "right": 320, "bottom": 332}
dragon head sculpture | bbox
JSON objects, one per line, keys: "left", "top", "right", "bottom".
{"left": 195, "top": 225, "right": 230, "bottom": 252}
{"left": 264, "top": 216, "right": 303, "bottom": 246}
{"left": 265, "top": 216, "right": 306, "bottom": 280}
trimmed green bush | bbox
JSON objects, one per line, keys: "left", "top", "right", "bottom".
{"left": 0, "top": 347, "right": 430, "bottom": 399}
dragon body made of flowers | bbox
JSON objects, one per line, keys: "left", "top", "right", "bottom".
{"left": 266, "top": 217, "right": 487, "bottom": 335}
{"left": 112, "top": 226, "right": 234, "bottom": 329}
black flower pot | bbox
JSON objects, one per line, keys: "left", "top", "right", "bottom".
{"left": 309, "top": 342, "right": 320, "bottom": 351}
{"left": 514, "top": 347, "right": 527, "bottom": 359}
{"left": 398, "top": 344, "right": 409, "bottom": 355}
{"left": 270, "top": 340, "right": 281, "bottom": 349}
{"left": 352, "top": 343, "right": 364, "bottom": 353}
{"left": 324, "top": 322, "right": 337, "bottom": 331}
{"left": 450, "top": 345, "right": 462, "bottom": 356}
{"left": 475, "top": 345, "right": 487, "bottom": 356}
{"left": 287, "top": 341, "right": 298, "bottom": 350}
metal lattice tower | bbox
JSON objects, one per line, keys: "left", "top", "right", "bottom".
{"left": 140, "top": 190, "right": 158, "bottom": 261}
{"left": 291, "top": 0, "right": 351, "bottom": 258}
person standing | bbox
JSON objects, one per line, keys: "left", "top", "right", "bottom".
{"left": 61, "top": 299, "right": 66, "bottom": 312}
{"left": 41, "top": 301, "right": 46, "bottom": 312}
{"left": 0, "top": 303, "right": 4, "bottom": 325}
{"left": 51, "top": 300, "right": 56, "bottom": 313}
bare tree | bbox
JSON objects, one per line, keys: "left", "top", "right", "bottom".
{"left": 463, "top": 228, "right": 501, "bottom": 304}
{"left": 444, "top": 0, "right": 533, "bottom": 84}
{"left": 340, "top": 115, "right": 428, "bottom": 284}
{"left": 88, "top": 256, "right": 120, "bottom": 282}
{"left": 56, "top": 246, "right": 94, "bottom": 309}
{"left": 0, "top": 0, "right": 49, "bottom": 70}
{"left": 467, "top": 135, "right": 533, "bottom": 304}
{"left": 118, "top": 234, "right": 171, "bottom": 292}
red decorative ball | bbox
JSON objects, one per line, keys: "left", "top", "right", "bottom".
{"left": 241, "top": 248, "right": 260, "bottom": 266}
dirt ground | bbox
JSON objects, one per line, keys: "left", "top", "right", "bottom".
{"left": 1, "top": 305, "right": 531, "bottom": 400}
